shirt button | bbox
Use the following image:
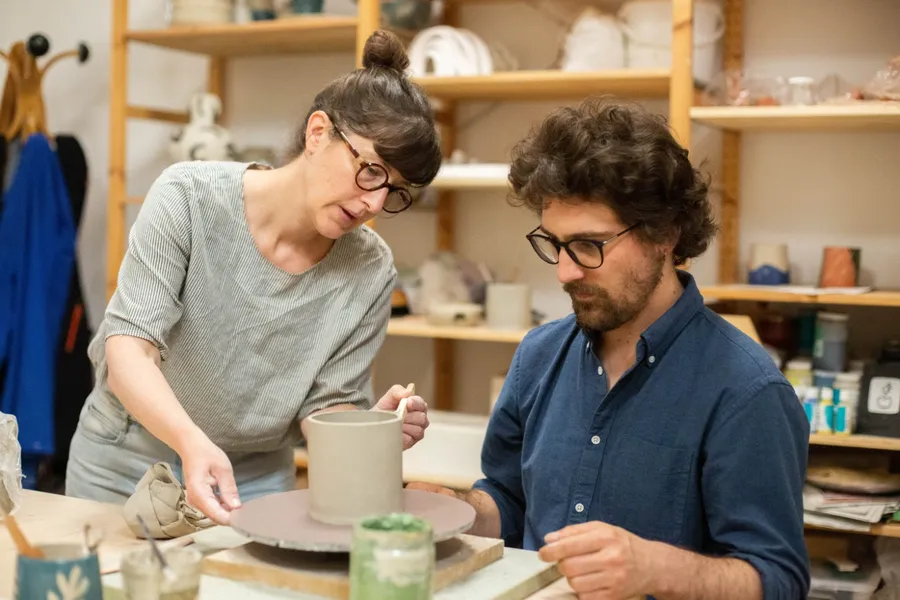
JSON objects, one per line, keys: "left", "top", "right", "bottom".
{"left": 591, "top": 435, "right": 601, "bottom": 445}
{"left": 648, "top": 355, "right": 656, "bottom": 364}
{"left": 575, "top": 502, "right": 585, "bottom": 513}
{"left": 597, "top": 366, "right": 604, "bottom": 376}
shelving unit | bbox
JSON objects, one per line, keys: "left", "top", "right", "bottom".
{"left": 694, "top": 0, "right": 900, "bottom": 544}
{"left": 105, "top": 0, "right": 699, "bottom": 411}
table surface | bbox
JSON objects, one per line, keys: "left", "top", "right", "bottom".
{"left": 1, "top": 490, "right": 577, "bottom": 599}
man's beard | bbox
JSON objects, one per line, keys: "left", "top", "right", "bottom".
{"left": 564, "top": 252, "right": 665, "bottom": 335}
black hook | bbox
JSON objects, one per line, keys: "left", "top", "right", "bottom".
{"left": 26, "top": 33, "right": 50, "bottom": 58}
{"left": 77, "top": 42, "right": 90, "bottom": 64}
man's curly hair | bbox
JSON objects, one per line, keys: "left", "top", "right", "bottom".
{"left": 507, "top": 98, "right": 717, "bottom": 266}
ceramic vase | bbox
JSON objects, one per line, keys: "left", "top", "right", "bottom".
{"left": 305, "top": 410, "right": 404, "bottom": 525}
{"left": 747, "top": 243, "right": 790, "bottom": 285}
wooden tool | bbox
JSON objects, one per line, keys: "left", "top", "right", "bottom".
{"left": 395, "top": 382, "right": 415, "bottom": 421}
{"left": 202, "top": 534, "right": 504, "bottom": 599}
{"left": 3, "top": 515, "right": 44, "bottom": 559}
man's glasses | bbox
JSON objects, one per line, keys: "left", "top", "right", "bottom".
{"left": 526, "top": 224, "right": 639, "bottom": 269}
{"left": 333, "top": 125, "right": 412, "bottom": 214}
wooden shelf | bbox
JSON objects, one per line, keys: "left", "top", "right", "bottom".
{"left": 429, "top": 163, "right": 510, "bottom": 189}
{"left": 691, "top": 103, "right": 900, "bottom": 131}
{"left": 127, "top": 15, "right": 358, "bottom": 56}
{"left": 412, "top": 69, "right": 671, "bottom": 101}
{"left": 810, "top": 434, "right": 900, "bottom": 451}
{"left": 387, "top": 316, "right": 529, "bottom": 343}
{"left": 806, "top": 522, "right": 900, "bottom": 539}
{"left": 700, "top": 285, "right": 900, "bottom": 308}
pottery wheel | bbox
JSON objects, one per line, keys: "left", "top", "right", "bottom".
{"left": 229, "top": 489, "right": 476, "bottom": 552}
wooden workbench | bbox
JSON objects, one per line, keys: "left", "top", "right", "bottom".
{"left": 1, "top": 490, "right": 576, "bottom": 599}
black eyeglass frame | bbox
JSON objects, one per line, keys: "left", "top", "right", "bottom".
{"left": 525, "top": 223, "right": 640, "bottom": 269}
{"left": 331, "top": 123, "right": 413, "bottom": 214}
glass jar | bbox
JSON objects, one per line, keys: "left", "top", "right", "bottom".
{"left": 788, "top": 76, "right": 817, "bottom": 105}
{"left": 349, "top": 513, "right": 435, "bottom": 600}
{"left": 120, "top": 545, "right": 202, "bottom": 600}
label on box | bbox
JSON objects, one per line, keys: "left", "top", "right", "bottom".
{"left": 867, "top": 377, "right": 900, "bottom": 415}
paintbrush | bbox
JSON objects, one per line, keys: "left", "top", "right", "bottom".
{"left": 3, "top": 514, "right": 44, "bottom": 559}
{"left": 135, "top": 515, "right": 175, "bottom": 581}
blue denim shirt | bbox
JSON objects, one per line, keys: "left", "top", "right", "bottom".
{"left": 472, "top": 271, "right": 810, "bottom": 600}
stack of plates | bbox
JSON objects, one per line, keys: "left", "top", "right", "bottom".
{"left": 168, "top": 0, "right": 234, "bottom": 26}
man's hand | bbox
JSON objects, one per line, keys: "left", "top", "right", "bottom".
{"left": 538, "top": 521, "right": 650, "bottom": 600}
{"left": 180, "top": 433, "right": 241, "bottom": 526}
{"left": 406, "top": 481, "right": 460, "bottom": 499}
{"left": 374, "top": 384, "right": 429, "bottom": 450}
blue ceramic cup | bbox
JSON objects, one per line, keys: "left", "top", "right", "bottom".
{"left": 15, "top": 544, "right": 103, "bottom": 600}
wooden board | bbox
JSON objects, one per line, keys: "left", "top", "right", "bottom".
{"left": 201, "top": 534, "right": 503, "bottom": 598}
{"left": 412, "top": 69, "right": 671, "bottom": 101}
{"left": 101, "top": 545, "right": 563, "bottom": 600}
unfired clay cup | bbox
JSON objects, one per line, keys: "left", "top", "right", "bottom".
{"left": 306, "top": 409, "right": 404, "bottom": 525}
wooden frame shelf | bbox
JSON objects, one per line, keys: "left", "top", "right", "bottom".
{"left": 700, "top": 285, "right": 900, "bottom": 308}
{"left": 412, "top": 69, "right": 672, "bottom": 101}
{"left": 429, "top": 163, "right": 510, "bottom": 189}
{"left": 127, "top": 15, "right": 359, "bottom": 56}
{"left": 806, "top": 522, "right": 900, "bottom": 539}
{"left": 691, "top": 103, "right": 900, "bottom": 131}
{"left": 387, "top": 316, "right": 529, "bottom": 343}
{"left": 810, "top": 434, "right": 900, "bottom": 451}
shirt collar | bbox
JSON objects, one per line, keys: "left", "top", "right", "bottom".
{"left": 581, "top": 269, "right": 704, "bottom": 361}
{"left": 638, "top": 269, "right": 704, "bottom": 362}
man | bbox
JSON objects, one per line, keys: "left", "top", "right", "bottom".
{"left": 409, "top": 100, "right": 810, "bottom": 600}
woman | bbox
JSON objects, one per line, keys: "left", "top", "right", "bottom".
{"left": 65, "top": 30, "right": 441, "bottom": 526}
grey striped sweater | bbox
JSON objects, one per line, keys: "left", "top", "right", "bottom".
{"left": 88, "top": 160, "right": 397, "bottom": 452}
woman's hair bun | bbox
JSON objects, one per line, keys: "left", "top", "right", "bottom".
{"left": 362, "top": 30, "right": 410, "bottom": 74}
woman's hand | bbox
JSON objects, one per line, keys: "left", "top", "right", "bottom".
{"left": 374, "top": 384, "right": 429, "bottom": 450}
{"left": 179, "top": 433, "right": 242, "bottom": 525}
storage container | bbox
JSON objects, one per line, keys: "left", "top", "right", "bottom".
{"left": 857, "top": 339, "right": 900, "bottom": 438}
{"left": 808, "top": 559, "right": 881, "bottom": 600}
{"left": 616, "top": 0, "right": 724, "bottom": 85}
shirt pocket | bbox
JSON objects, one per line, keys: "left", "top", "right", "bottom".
{"left": 603, "top": 435, "right": 694, "bottom": 545}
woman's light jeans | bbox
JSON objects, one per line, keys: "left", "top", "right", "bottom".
{"left": 65, "top": 392, "right": 296, "bottom": 504}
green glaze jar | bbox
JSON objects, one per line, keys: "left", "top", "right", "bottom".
{"left": 349, "top": 513, "right": 435, "bottom": 600}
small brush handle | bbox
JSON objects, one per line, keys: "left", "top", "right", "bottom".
{"left": 4, "top": 515, "right": 44, "bottom": 559}
{"left": 395, "top": 383, "right": 415, "bottom": 421}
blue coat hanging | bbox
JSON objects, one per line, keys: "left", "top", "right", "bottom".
{"left": 0, "top": 133, "right": 76, "bottom": 455}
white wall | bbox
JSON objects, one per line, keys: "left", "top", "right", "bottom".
{"left": 2, "top": 0, "right": 898, "bottom": 415}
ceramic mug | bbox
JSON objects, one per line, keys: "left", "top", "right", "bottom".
{"left": 748, "top": 243, "right": 790, "bottom": 285}
{"left": 306, "top": 408, "right": 405, "bottom": 525}
{"left": 485, "top": 283, "right": 531, "bottom": 330}
{"left": 15, "top": 544, "right": 103, "bottom": 600}
{"left": 819, "top": 246, "right": 861, "bottom": 288}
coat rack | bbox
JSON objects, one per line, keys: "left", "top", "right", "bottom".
{"left": 0, "top": 33, "right": 89, "bottom": 141}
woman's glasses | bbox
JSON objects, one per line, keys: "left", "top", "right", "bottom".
{"left": 526, "top": 224, "right": 639, "bottom": 269}
{"left": 334, "top": 126, "right": 412, "bottom": 214}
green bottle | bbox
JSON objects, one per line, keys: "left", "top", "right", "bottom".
{"left": 349, "top": 513, "right": 435, "bottom": 600}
